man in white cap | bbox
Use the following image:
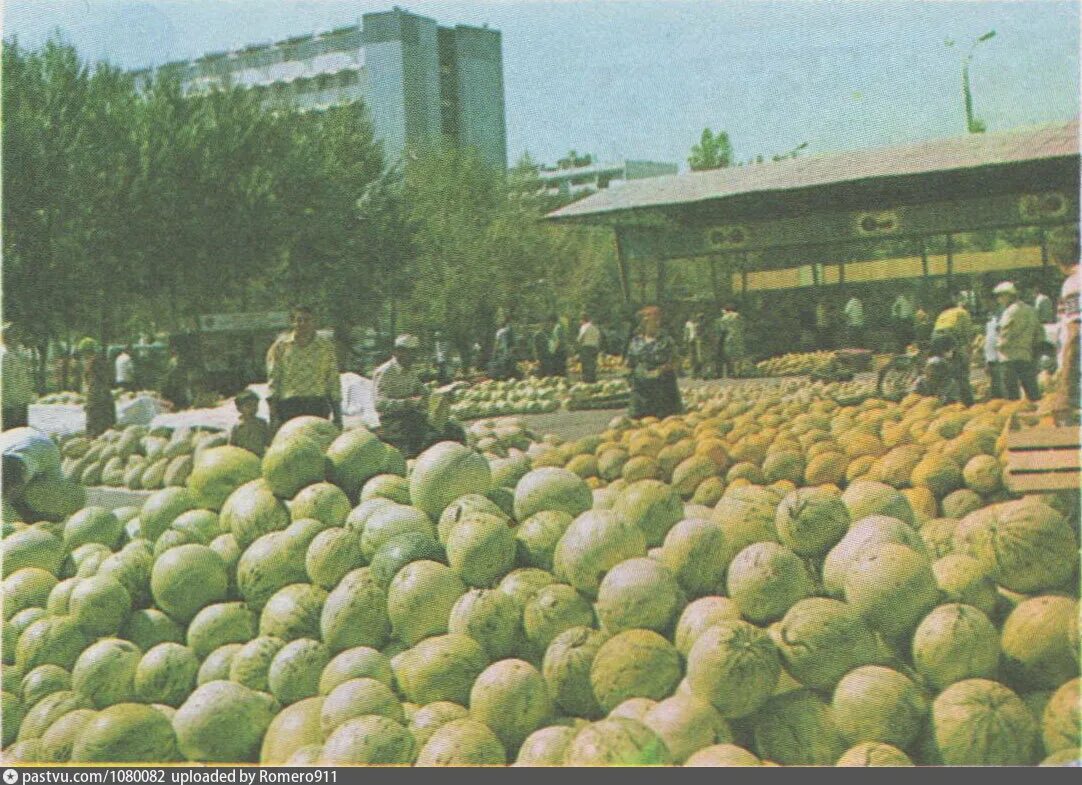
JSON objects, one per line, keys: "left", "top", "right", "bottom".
{"left": 373, "top": 334, "right": 428, "bottom": 456}
{"left": 994, "top": 281, "right": 1042, "bottom": 401}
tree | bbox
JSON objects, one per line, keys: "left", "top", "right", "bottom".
{"left": 556, "top": 150, "right": 593, "bottom": 169}
{"left": 688, "top": 128, "right": 733, "bottom": 171}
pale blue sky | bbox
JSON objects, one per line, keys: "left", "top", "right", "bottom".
{"left": 5, "top": 0, "right": 1079, "bottom": 168}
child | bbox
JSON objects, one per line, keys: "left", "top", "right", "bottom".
{"left": 229, "top": 390, "right": 270, "bottom": 457}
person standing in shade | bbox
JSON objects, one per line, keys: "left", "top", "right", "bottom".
{"left": 983, "top": 298, "right": 1005, "bottom": 400}
{"left": 1, "top": 324, "right": 34, "bottom": 430}
{"left": 531, "top": 319, "right": 552, "bottom": 378}
{"left": 994, "top": 281, "right": 1042, "bottom": 402}
{"left": 932, "top": 294, "right": 976, "bottom": 406}
{"left": 549, "top": 316, "right": 569, "bottom": 378}
{"left": 891, "top": 293, "right": 915, "bottom": 351}
{"left": 713, "top": 310, "right": 729, "bottom": 379}
{"left": 1033, "top": 284, "right": 1056, "bottom": 325}
{"left": 843, "top": 293, "right": 865, "bottom": 348}
{"left": 373, "top": 335, "right": 428, "bottom": 457}
{"left": 79, "top": 338, "right": 116, "bottom": 437}
{"left": 114, "top": 344, "right": 136, "bottom": 392}
{"left": 161, "top": 343, "right": 190, "bottom": 411}
{"left": 682, "top": 314, "right": 701, "bottom": 379}
{"left": 577, "top": 312, "right": 601, "bottom": 384}
{"left": 433, "top": 331, "right": 451, "bottom": 385}
{"left": 721, "top": 305, "right": 747, "bottom": 378}
{"left": 627, "top": 306, "right": 682, "bottom": 419}
{"left": 491, "top": 315, "right": 516, "bottom": 381}
{"left": 913, "top": 304, "right": 933, "bottom": 346}
{"left": 265, "top": 305, "right": 342, "bottom": 431}
{"left": 814, "top": 299, "right": 832, "bottom": 350}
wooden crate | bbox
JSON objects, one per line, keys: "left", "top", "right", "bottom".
{"left": 1004, "top": 420, "right": 1081, "bottom": 494}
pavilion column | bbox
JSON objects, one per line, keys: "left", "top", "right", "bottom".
{"left": 613, "top": 226, "right": 632, "bottom": 306}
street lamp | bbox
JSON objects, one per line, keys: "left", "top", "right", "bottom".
{"left": 946, "top": 30, "right": 996, "bottom": 133}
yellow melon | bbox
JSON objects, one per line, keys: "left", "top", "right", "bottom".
{"left": 903, "top": 486, "right": 939, "bottom": 523}
{"left": 804, "top": 452, "right": 848, "bottom": 486}
{"left": 622, "top": 455, "right": 661, "bottom": 483}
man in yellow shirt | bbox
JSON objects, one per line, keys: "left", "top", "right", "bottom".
{"left": 932, "top": 294, "right": 975, "bottom": 406}
{"left": 265, "top": 305, "right": 341, "bottom": 431}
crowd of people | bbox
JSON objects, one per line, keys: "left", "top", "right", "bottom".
{"left": 5, "top": 226, "right": 1079, "bottom": 459}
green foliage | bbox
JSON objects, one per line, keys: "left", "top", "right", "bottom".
{"left": 687, "top": 128, "right": 733, "bottom": 172}
{"left": 2, "top": 37, "right": 618, "bottom": 356}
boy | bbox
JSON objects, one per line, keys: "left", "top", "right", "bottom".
{"left": 229, "top": 390, "right": 270, "bottom": 457}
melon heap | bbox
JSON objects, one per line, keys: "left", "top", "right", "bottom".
{"left": 3, "top": 385, "right": 1079, "bottom": 767}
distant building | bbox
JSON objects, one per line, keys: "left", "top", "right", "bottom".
{"left": 536, "top": 160, "right": 679, "bottom": 198}
{"left": 133, "top": 7, "right": 507, "bottom": 169}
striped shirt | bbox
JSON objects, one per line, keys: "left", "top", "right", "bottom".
{"left": 266, "top": 333, "right": 340, "bottom": 401}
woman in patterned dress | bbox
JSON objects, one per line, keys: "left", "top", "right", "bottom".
{"left": 627, "top": 306, "right": 683, "bottom": 419}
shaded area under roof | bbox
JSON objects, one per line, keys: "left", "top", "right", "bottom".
{"left": 547, "top": 119, "right": 1080, "bottom": 223}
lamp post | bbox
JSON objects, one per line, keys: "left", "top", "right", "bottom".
{"left": 946, "top": 31, "right": 996, "bottom": 133}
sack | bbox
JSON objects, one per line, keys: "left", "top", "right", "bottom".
{"left": 116, "top": 395, "right": 161, "bottom": 427}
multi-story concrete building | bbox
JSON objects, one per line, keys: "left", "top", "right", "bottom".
{"left": 537, "top": 159, "right": 679, "bottom": 198}
{"left": 133, "top": 7, "right": 507, "bottom": 169}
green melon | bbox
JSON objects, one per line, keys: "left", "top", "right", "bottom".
{"left": 686, "top": 619, "right": 780, "bottom": 720}
{"left": 589, "top": 629, "right": 681, "bottom": 713}
{"left": 186, "top": 602, "right": 257, "bottom": 659}
{"left": 542, "top": 626, "right": 607, "bottom": 720}
{"left": 70, "top": 703, "right": 179, "bottom": 762}
{"left": 320, "top": 568, "right": 391, "bottom": 653}
{"left": 410, "top": 442, "right": 492, "bottom": 520}
{"left": 173, "top": 680, "right": 278, "bottom": 762}
{"left": 259, "top": 696, "right": 324, "bottom": 765}
{"left": 267, "top": 638, "right": 329, "bottom": 706}
{"left": 133, "top": 643, "right": 199, "bottom": 707}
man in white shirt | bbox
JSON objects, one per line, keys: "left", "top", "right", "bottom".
{"left": 683, "top": 314, "right": 706, "bottom": 379}
{"left": 373, "top": 334, "right": 428, "bottom": 456}
{"left": 577, "top": 313, "right": 602, "bottom": 383}
{"left": 843, "top": 294, "right": 865, "bottom": 348}
{"left": 115, "top": 345, "right": 136, "bottom": 391}
{"left": 433, "top": 331, "right": 451, "bottom": 385}
{"left": 890, "top": 293, "right": 915, "bottom": 351}
{"left": 983, "top": 301, "right": 1005, "bottom": 399}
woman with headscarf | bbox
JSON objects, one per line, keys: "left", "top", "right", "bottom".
{"left": 78, "top": 338, "right": 115, "bottom": 437}
{"left": 626, "top": 306, "right": 683, "bottom": 419}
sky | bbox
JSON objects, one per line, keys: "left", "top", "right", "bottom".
{"left": 5, "top": 0, "right": 1079, "bottom": 169}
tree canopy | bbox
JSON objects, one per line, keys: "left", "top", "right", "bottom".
{"left": 687, "top": 128, "right": 733, "bottom": 171}
{"left": 2, "top": 37, "right": 617, "bottom": 371}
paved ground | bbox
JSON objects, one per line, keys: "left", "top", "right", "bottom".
{"left": 87, "top": 486, "right": 151, "bottom": 510}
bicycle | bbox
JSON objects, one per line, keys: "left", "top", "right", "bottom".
{"left": 876, "top": 341, "right": 930, "bottom": 402}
